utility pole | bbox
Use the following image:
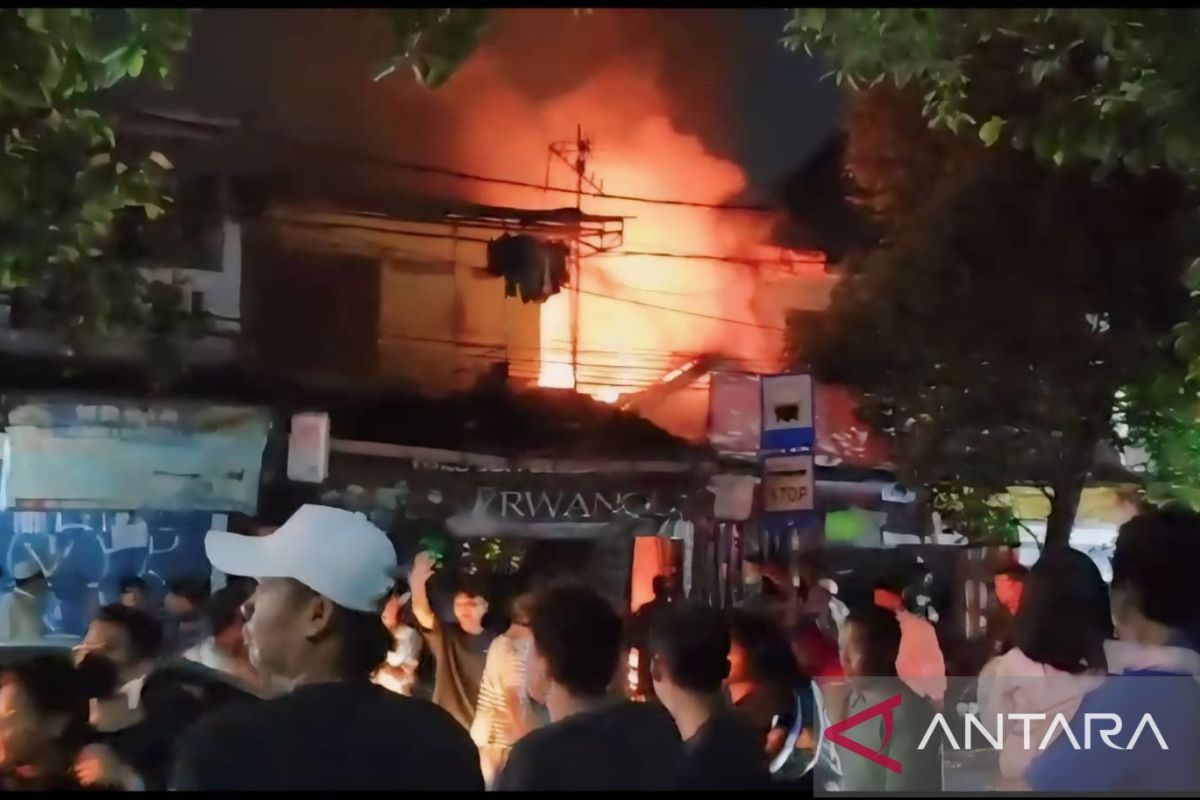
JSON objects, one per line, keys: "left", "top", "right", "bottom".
{"left": 548, "top": 126, "right": 603, "bottom": 390}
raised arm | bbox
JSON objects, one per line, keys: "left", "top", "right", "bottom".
{"left": 408, "top": 551, "right": 437, "bottom": 631}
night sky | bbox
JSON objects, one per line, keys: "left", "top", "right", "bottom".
{"left": 117, "top": 8, "right": 845, "bottom": 203}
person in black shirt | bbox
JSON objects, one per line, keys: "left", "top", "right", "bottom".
{"left": 163, "top": 577, "right": 211, "bottom": 656}
{"left": 649, "top": 605, "right": 772, "bottom": 790}
{"left": 496, "top": 583, "right": 684, "bottom": 791}
{"left": 0, "top": 657, "right": 90, "bottom": 791}
{"left": 629, "top": 574, "right": 678, "bottom": 700}
{"left": 409, "top": 552, "right": 496, "bottom": 729}
{"left": 172, "top": 505, "right": 483, "bottom": 791}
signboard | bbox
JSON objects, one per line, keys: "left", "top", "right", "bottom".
{"left": 406, "top": 469, "right": 692, "bottom": 524}
{"left": 709, "top": 372, "right": 762, "bottom": 453}
{"left": 2, "top": 401, "right": 269, "bottom": 514}
{"left": 288, "top": 412, "right": 330, "bottom": 483}
{"left": 762, "top": 454, "right": 815, "bottom": 513}
{"left": 761, "top": 374, "right": 814, "bottom": 451}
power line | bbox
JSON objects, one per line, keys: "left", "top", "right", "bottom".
{"left": 217, "top": 121, "right": 784, "bottom": 215}
{"left": 576, "top": 288, "right": 784, "bottom": 331}
{"left": 376, "top": 333, "right": 783, "bottom": 377}
{"left": 274, "top": 218, "right": 791, "bottom": 331}
{"left": 277, "top": 217, "right": 810, "bottom": 275}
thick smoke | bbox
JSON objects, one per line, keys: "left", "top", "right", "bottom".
{"left": 162, "top": 9, "right": 833, "bottom": 436}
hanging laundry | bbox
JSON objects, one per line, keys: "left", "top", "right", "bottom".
{"left": 486, "top": 234, "right": 570, "bottom": 303}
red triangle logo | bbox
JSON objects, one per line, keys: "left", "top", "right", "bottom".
{"left": 826, "top": 692, "right": 903, "bottom": 774}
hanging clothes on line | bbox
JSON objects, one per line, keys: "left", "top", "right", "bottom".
{"left": 486, "top": 234, "right": 570, "bottom": 303}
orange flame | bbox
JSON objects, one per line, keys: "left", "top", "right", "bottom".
{"left": 441, "top": 49, "right": 831, "bottom": 435}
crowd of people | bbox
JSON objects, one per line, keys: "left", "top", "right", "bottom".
{"left": 0, "top": 501, "right": 1196, "bottom": 791}
{"left": 825, "top": 508, "right": 1200, "bottom": 793}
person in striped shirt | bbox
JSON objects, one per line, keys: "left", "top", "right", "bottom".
{"left": 471, "top": 594, "right": 536, "bottom": 788}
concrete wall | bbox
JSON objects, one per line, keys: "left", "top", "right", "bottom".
{"left": 244, "top": 209, "right": 541, "bottom": 394}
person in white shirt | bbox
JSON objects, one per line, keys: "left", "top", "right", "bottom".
{"left": 0, "top": 561, "right": 47, "bottom": 642}
{"left": 471, "top": 593, "right": 536, "bottom": 788}
{"left": 873, "top": 578, "right": 946, "bottom": 707}
{"left": 374, "top": 583, "right": 423, "bottom": 696}
{"left": 182, "top": 581, "right": 265, "bottom": 694}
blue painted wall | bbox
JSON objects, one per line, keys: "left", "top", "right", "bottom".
{"left": 1, "top": 510, "right": 220, "bottom": 637}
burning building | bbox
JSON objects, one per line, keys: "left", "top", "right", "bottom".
{"left": 108, "top": 8, "right": 840, "bottom": 440}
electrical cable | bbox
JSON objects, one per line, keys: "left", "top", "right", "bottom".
{"left": 241, "top": 123, "right": 781, "bottom": 214}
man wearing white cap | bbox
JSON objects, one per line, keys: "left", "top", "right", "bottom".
{"left": 0, "top": 559, "right": 47, "bottom": 642}
{"left": 171, "top": 505, "right": 483, "bottom": 790}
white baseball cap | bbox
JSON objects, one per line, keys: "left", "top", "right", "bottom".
{"left": 205, "top": 504, "right": 397, "bottom": 613}
{"left": 11, "top": 560, "right": 40, "bottom": 581}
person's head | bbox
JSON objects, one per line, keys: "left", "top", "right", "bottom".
{"left": 1111, "top": 508, "right": 1200, "bottom": 648}
{"left": 204, "top": 505, "right": 398, "bottom": 684}
{"left": 164, "top": 577, "right": 210, "bottom": 618}
{"left": 80, "top": 605, "right": 163, "bottom": 683}
{"left": 0, "top": 657, "right": 90, "bottom": 770}
{"left": 726, "top": 608, "right": 802, "bottom": 688}
{"left": 11, "top": 561, "right": 45, "bottom": 593}
{"left": 452, "top": 579, "right": 489, "bottom": 635}
{"left": 527, "top": 584, "right": 622, "bottom": 713}
{"left": 506, "top": 592, "right": 536, "bottom": 640}
{"left": 994, "top": 564, "right": 1029, "bottom": 616}
{"left": 239, "top": 579, "right": 393, "bottom": 682}
{"left": 840, "top": 605, "right": 902, "bottom": 681}
{"left": 1013, "top": 548, "right": 1110, "bottom": 673}
{"left": 206, "top": 582, "right": 257, "bottom": 655}
{"left": 649, "top": 605, "right": 730, "bottom": 711}
{"left": 118, "top": 576, "right": 149, "bottom": 609}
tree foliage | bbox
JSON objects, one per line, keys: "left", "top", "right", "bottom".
{"left": 784, "top": 8, "right": 1200, "bottom": 535}
{"left": 1118, "top": 367, "right": 1200, "bottom": 511}
{"left": 791, "top": 87, "right": 1190, "bottom": 547}
{"left": 374, "top": 9, "right": 490, "bottom": 88}
{"left": 0, "top": 8, "right": 195, "bottom": 375}
{"left": 784, "top": 9, "right": 1200, "bottom": 180}
{"left": 931, "top": 486, "right": 1021, "bottom": 546}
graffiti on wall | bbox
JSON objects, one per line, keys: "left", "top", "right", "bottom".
{"left": 0, "top": 510, "right": 223, "bottom": 637}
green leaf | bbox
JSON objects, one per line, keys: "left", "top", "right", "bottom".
{"left": 127, "top": 48, "right": 146, "bottom": 78}
{"left": 979, "top": 116, "right": 1005, "bottom": 147}
{"left": 1031, "top": 59, "right": 1052, "bottom": 86}
{"left": 21, "top": 8, "right": 47, "bottom": 33}
{"left": 39, "top": 47, "right": 64, "bottom": 94}
{"left": 801, "top": 8, "right": 827, "bottom": 32}
{"left": 102, "top": 46, "right": 129, "bottom": 65}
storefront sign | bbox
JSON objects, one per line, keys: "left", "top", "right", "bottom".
{"left": 409, "top": 470, "right": 692, "bottom": 524}
{"left": 470, "top": 486, "right": 677, "bottom": 521}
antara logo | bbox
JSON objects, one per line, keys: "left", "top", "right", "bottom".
{"left": 918, "top": 712, "right": 1169, "bottom": 753}
{"left": 826, "top": 693, "right": 1169, "bottom": 775}
{"left": 826, "top": 694, "right": 904, "bottom": 774}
